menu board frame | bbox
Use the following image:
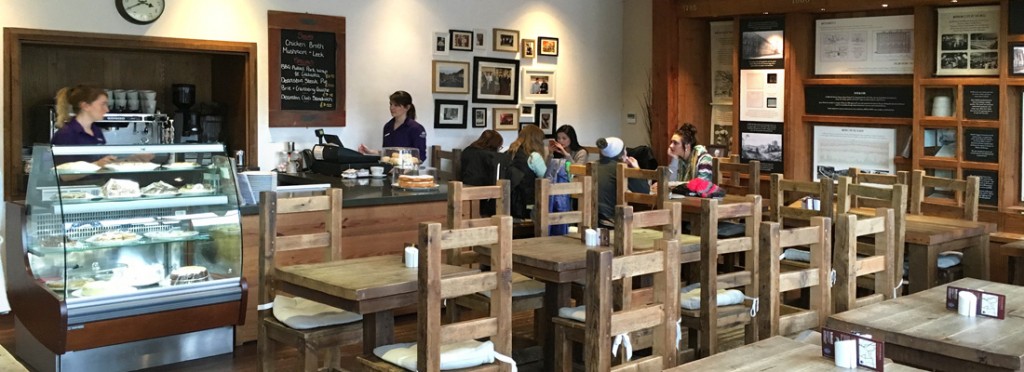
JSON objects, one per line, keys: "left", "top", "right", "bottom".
{"left": 268, "top": 11, "right": 346, "bottom": 127}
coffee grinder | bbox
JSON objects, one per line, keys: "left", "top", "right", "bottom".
{"left": 172, "top": 84, "right": 199, "bottom": 143}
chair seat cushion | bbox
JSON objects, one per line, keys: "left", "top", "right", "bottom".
{"left": 717, "top": 221, "right": 746, "bottom": 238}
{"left": 557, "top": 305, "right": 586, "bottom": 322}
{"left": 781, "top": 248, "right": 811, "bottom": 262}
{"left": 480, "top": 278, "right": 545, "bottom": 298}
{"left": 902, "top": 251, "right": 963, "bottom": 273}
{"left": 374, "top": 340, "right": 497, "bottom": 371}
{"left": 679, "top": 285, "right": 745, "bottom": 310}
{"left": 272, "top": 295, "right": 362, "bottom": 330}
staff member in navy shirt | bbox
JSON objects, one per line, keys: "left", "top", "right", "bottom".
{"left": 51, "top": 85, "right": 152, "bottom": 165}
{"left": 358, "top": 90, "right": 427, "bottom": 161}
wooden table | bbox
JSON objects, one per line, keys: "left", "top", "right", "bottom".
{"left": 474, "top": 230, "right": 700, "bottom": 369}
{"left": 274, "top": 255, "right": 477, "bottom": 354}
{"left": 852, "top": 208, "right": 995, "bottom": 293}
{"left": 665, "top": 336, "right": 923, "bottom": 371}
{"left": 827, "top": 278, "right": 1024, "bottom": 371}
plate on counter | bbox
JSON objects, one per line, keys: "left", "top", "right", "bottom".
{"left": 85, "top": 231, "right": 142, "bottom": 246}
{"left": 391, "top": 183, "right": 440, "bottom": 191}
{"left": 164, "top": 162, "right": 199, "bottom": 170}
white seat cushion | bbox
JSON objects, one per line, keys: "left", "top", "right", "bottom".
{"left": 272, "top": 295, "right": 361, "bottom": 330}
{"left": 781, "top": 248, "right": 811, "bottom": 262}
{"left": 679, "top": 285, "right": 745, "bottom": 310}
{"left": 557, "top": 305, "right": 586, "bottom": 322}
{"left": 374, "top": 340, "right": 497, "bottom": 371}
{"left": 480, "top": 279, "right": 545, "bottom": 298}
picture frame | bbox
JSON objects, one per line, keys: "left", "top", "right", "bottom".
{"left": 472, "top": 107, "right": 488, "bottom": 128}
{"left": 1011, "top": 42, "right": 1024, "bottom": 76}
{"left": 520, "top": 104, "right": 534, "bottom": 122}
{"left": 705, "top": 145, "right": 730, "bottom": 158}
{"left": 472, "top": 56, "right": 520, "bottom": 104}
{"left": 535, "top": 103, "right": 557, "bottom": 137}
{"left": 538, "top": 36, "right": 559, "bottom": 56}
{"left": 449, "top": 29, "right": 474, "bottom": 52}
{"left": 935, "top": 5, "right": 1000, "bottom": 76}
{"left": 493, "top": 28, "right": 520, "bottom": 53}
{"left": 522, "top": 39, "right": 536, "bottom": 58}
{"left": 433, "top": 99, "right": 468, "bottom": 129}
{"left": 521, "top": 68, "right": 556, "bottom": 102}
{"left": 432, "top": 32, "right": 449, "bottom": 56}
{"left": 473, "top": 28, "right": 488, "bottom": 51}
{"left": 493, "top": 108, "right": 519, "bottom": 131}
{"left": 432, "top": 60, "right": 471, "bottom": 94}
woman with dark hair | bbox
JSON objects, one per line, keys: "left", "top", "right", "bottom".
{"left": 668, "top": 123, "right": 713, "bottom": 182}
{"left": 359, "top": 90, "right": 427, "bottom": 160}
{"left": 460, "top": 130, "right": 507, "bottom": 216}
{"left": 547, "top": 124, "right": 588, "bottom": 164}
{"left": 507, "top": 124, "right": 547, "bottom": 218}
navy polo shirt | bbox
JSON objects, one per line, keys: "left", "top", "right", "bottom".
{"left": 382, "top": 117, "right": 427, "bottom": 161}
{"left": 50, "top": 119, "right": 107, "bottom": 163}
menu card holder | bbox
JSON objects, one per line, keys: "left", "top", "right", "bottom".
{"left": 822, "top": 328, "right": 885, "bottom": 371}
{"left": 946, "top": 285, "right": 1006, "bottom": 319}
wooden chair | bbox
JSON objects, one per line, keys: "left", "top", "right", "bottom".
{"left": 836, "top": 177, "right": 907, "bottom": 286}
{"left": 551, "top": 239, "right": 682, "bottom": 371}
{"left": 769, "top": 173, "right": 834, "bottom": 228}
{"left": 833, "top": 208, "right": 896, "bottom": 313}
{"left": 534, "top": 176, "right": 594, "bottom": 237}
{"left": 614, "top": 203, "right": 683, "bottom": 310}
{"left": 569, "top": 162, "right": 600, "bottom": 228}
{"left": 359, "top": 216, "right": 515, "bottom": 372}
{"left": 757, "top": 217, "right": 832, "bottom": 339}
{"left": 258, "top": 188, "right": 362, "bottom": 372}
{"left": 909, "top": 169, "right": 980, "bottom": 221}
{"left": 616, "top": 163, "right": 670, "bottom": 210}
{"left": 848, "top": 168, "right": 910, "bottom": 210}
{"left": 713, "top": 155, "right": 761, "bottom": 196}
{"left": 430, "top": 145, "right": 462, "bottom": 182}
{"left": 681, "top": 195, "right": 762, "bottom": 358}
{"left": 446, "top": 180, "right": 510, "bottom": 265}
{"left": 582, "top": 145, "right": 601, "bottom": 162}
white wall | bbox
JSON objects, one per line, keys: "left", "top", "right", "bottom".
{"left": 621, "top": 0, "right": 653, "bottom": 148}
{"left": 0, "top": 0, "right": 629, "bottom": 178}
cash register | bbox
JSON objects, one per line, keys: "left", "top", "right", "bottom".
{"left": 303, "top": 129, "right": 387, "bottom": 176}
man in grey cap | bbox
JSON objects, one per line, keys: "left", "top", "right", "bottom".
{"left": 594, "top": 137, "right": 649, "bottom": 225}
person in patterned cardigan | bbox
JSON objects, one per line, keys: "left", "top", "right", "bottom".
{"left": 668, "top": 123, "right": 713, "bottom": 182}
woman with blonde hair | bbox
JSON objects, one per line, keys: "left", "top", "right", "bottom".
{"left": 507, "top": 124, "right": 547, "bottom": 218}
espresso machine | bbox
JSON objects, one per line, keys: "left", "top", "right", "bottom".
{"left": 172, "top": 84, "right": 199, "bottom": 143}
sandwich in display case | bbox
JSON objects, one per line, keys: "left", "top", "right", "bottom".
{"left": 5, "top": 144, "right": 248, "bottom": 372}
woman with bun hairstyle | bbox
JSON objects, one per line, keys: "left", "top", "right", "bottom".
{"left": 460, "top": 130, "right": 507, "bottom": 216}
{"left": 546, "top": 124, "right": 588, "bottom": 164}
{"left": 359, "top": 90, "right": 427, "bottom": 161}
{"left": 507, "top": 124, "right": 547, "bottom": 218}
{"left": 668, "top": 123, "right": 713, "bottom": 182}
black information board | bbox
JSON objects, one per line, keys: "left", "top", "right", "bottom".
{"left": 964, "top": 128, "right": 999, "bottom": 163}
{"left": 279, "top": 29, "right": 337, "bottom": 111}
{"left": 739, "top": 121, "right": 784, "bottom": 173}
{"left": 963, "top": 169, "right": 999, "bottom": 206}
{"left": 963, "top": 85, "right": 1000, "bottom": 120}
{"left": 740, "top": 17, "right": 785, "bottom": 69}
{"left": 1011, "top": 0, "right": 1024, "bottom": 35}
{"left": 805, "top": 86, "right": 913, "bottom": 118}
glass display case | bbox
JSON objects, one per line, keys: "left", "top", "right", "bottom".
{"left": 7, "top": 143, "right": 247, "bottom": 372}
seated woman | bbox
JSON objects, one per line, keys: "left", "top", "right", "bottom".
{"left": 546, "top": 125, "right": 588, "bottom": 165}
{"left": 594, "top": 137, "right": 648, "bottom": 225}
{"left": 460, "top": 130, "right": 506, "bottom": 216}
{"left": 668, "top": 123, "right": 713, "bottom": 184}
{"left": 506, "top": 125, "right": 547, "bottom": 219}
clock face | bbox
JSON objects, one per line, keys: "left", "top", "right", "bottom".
{"left": 116, "top": 0, "right": 165, "bottom": 25}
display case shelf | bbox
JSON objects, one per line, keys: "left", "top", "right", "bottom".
{"left": 28, "top": 234, "right": 212, "bottom": 256}
{"left": 54, "top": 166, "right": 212, "bottom": 176}
{"left": 52, "top": 195, "right": 229, "bottom": 214}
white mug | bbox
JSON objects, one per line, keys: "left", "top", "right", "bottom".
{"left": 112, "top": 89, "right": 126, "bottom": 100}
{"left": 125, "top": 90, "right": 139, "bottom": 101}
{"left": 142, "top": 90, "right": 157, "bottom": 100}
{"left": 370, "top": 166, "right": 385, "bottom": 176}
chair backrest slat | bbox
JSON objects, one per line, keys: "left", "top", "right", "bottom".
{"left": 909, "top": 170, "right": 980, "bottom": 221}
{"left": 837, "top": 177, "right": 907, "bottom": 283}
{"left": 758, "top": 217, "right": 831, "bottom": 339}
{"left": 769, "top": 174, "right": 834, "bottom": 227}
{"left": 616, "top": 163, "right": 670, "bottom": 210}
{"left": 431, "top": 145, "right": 462, "bottom": 182}
{"left": 534, "top": 176, "right": 594, "bottom": 237}
{"left": 834, "top": 208, "right": 895, "bottom": 313}
{"left": 714, "top": 155, "right": 761, "bottom": 196}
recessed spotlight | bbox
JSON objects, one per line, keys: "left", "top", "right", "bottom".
{"left": 882, "top": 3, "right": 889, "bottom": 7}
{"left": 763, "top": 11, "right": 769, "bottom": 15}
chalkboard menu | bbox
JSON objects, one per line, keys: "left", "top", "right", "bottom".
{"left": 268, "top": 11, "right": 346, "bottom": 127}
{"left": 963, "top": 169, "right": 998, "bottom": 206}
{"left": 279, "top": 29, "right": 337, "bottom": 111}
{"left": 963, "top": 85, "right": 999, "bottom": 120}
{"left": 964, "top": 128, "right": 999, "bottom": 163}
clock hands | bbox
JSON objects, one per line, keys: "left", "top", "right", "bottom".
{"left": 127, "top": 0, "right": 153, "bottom": 11}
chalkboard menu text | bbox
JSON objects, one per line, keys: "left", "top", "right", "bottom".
{"left": 268, "top": 11, "right": 346, "bottom": 127}
{"left": 280, "top": 29, "right": 337, "bottom": 111}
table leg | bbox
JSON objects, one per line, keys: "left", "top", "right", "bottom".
{"left": 908, "top": 243, "right": 939, "bottom": 294}
{"left": 540, "top": 281, "right": 570, "bottom": 370}
{"left": 363, "top": 310, "right": 395, "bottom": 355}
{"left": 962, "top": 235, "right": 990, "bottom": 281}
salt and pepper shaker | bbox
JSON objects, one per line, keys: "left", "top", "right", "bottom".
{"left": 235, "top": 150, "right": 245, "bottom": 171}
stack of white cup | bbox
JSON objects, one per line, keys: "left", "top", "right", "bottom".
{"left": 106, "top": 89, "right": 157, "bottom": 113}
{"left": 141, "top": 90, "right": 157, "bottom": 113}
{"left": 126, "top": 90, "right": 140, "bottom": 113}
{"left": 112, "top": 89, "right": 127, "bottom": 112}
{"left": 932, "top": 96, "right": 952, "bottom": 117}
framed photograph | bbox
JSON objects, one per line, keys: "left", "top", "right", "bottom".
{"left": 472, "top": 107, "right": 488, "bottom": 128}
{"left": 520, "top": 104, "right": 534, "bottom": 122}
{"left": 522, "top": 39, "right": 536, "bottom": 58}
{"left": 535, "top": 104, "right": 557, "bottom": 137}
{"left": 472, "top": 57, "right": 520, "bottom": 104}
{"left": 493, "top": 28, "right": 520, "bottom": 53}
{"left": 432, "top": 32, "right": 449, "bottom": 56}
{"left": 432, "top": 60, "right": 471, "bottom": 94}
{"left": 449, "top": 29, "right": 474, "bottom": 52}
{"left": 434, "top": 100, "right": 468, "bottom": 129}
{"left": 473, "top": 28, "right": 488, "bottom": 51}
{"left": 1011, "top": 42, "right": 1024, "bottom": 76}
{"left": 936, "top": 5, "right": 1000, "bottom": 76}
{"left": 538, "top": 36, "right": 560, "bottom": 56}
{"left": 521, "top": 68, "right": 556, "bottom": 102}
{"left": 706, "top": 145, "right": 730, "bottom": 158}
{"left": 493, "top": 108, "right": 519, "bottom": 131}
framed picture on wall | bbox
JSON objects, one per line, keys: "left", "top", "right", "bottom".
{"left": 520, "top": 104, "right": 534, "bottom": 122}
{"left": 473, "top": 28, "right": 488, "bottom": 51}
{"left": 521, "top": 68, "right": 556, "bottom": 102}
{"left": 535, "top": 103, "right": 557, "bottom": 137}
{"left": 432, "top": 60, "right": 471, "bottom": 94}
{"left": 472, "top": 107, "right": 488, "bottom": 128}
{"left": 433, "top": 99, "right": 467, "bottom": 129}
{"left": 493, "top": 28, "right": 520, "bottom": 52}
{"left": 493, "top": 108, "right": 519, "bottom": 131}
{"left": 432, "top": 32, "right": 449, "bottom": 56}
{"left": 449, "top": 29, "right": 474, "bottom": 52}
{"left": 473, "top": 57, "right": 520, "bottom": 104}
{"left": 538, "top": 36, "right": 559, "bottom": 56}
{"left": 1011, "top": 42, "right": 1024, "bottom": 76}
{"left": 522, "top": 39, "right": 536, "bottom": 58}
{"left": 935, "top": 5, "right": 1000, "bottom": 76}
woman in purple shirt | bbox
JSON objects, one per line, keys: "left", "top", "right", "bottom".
{"left": 358, "top": 91, "right": 427, "bottom": 161}
{"left": 50, "top": 85, "right": 117, "bottom": 165}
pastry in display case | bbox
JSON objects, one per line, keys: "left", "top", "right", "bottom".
{"left": 6, "top": 144, "right": 248, "bottom": 372}
{"left": 379, "top": 146, "right": 421, "bottom": 170}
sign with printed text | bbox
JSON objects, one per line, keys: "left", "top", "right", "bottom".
{"left": 821, "top": 328, "right": 885, "bottom": 371}
{"left": 946, "top": 285, "right": 1006, "bottom": 319}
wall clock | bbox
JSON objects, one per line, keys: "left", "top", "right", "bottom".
{"left": 116, "top": 0, "right": 165, "bottom": 25}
